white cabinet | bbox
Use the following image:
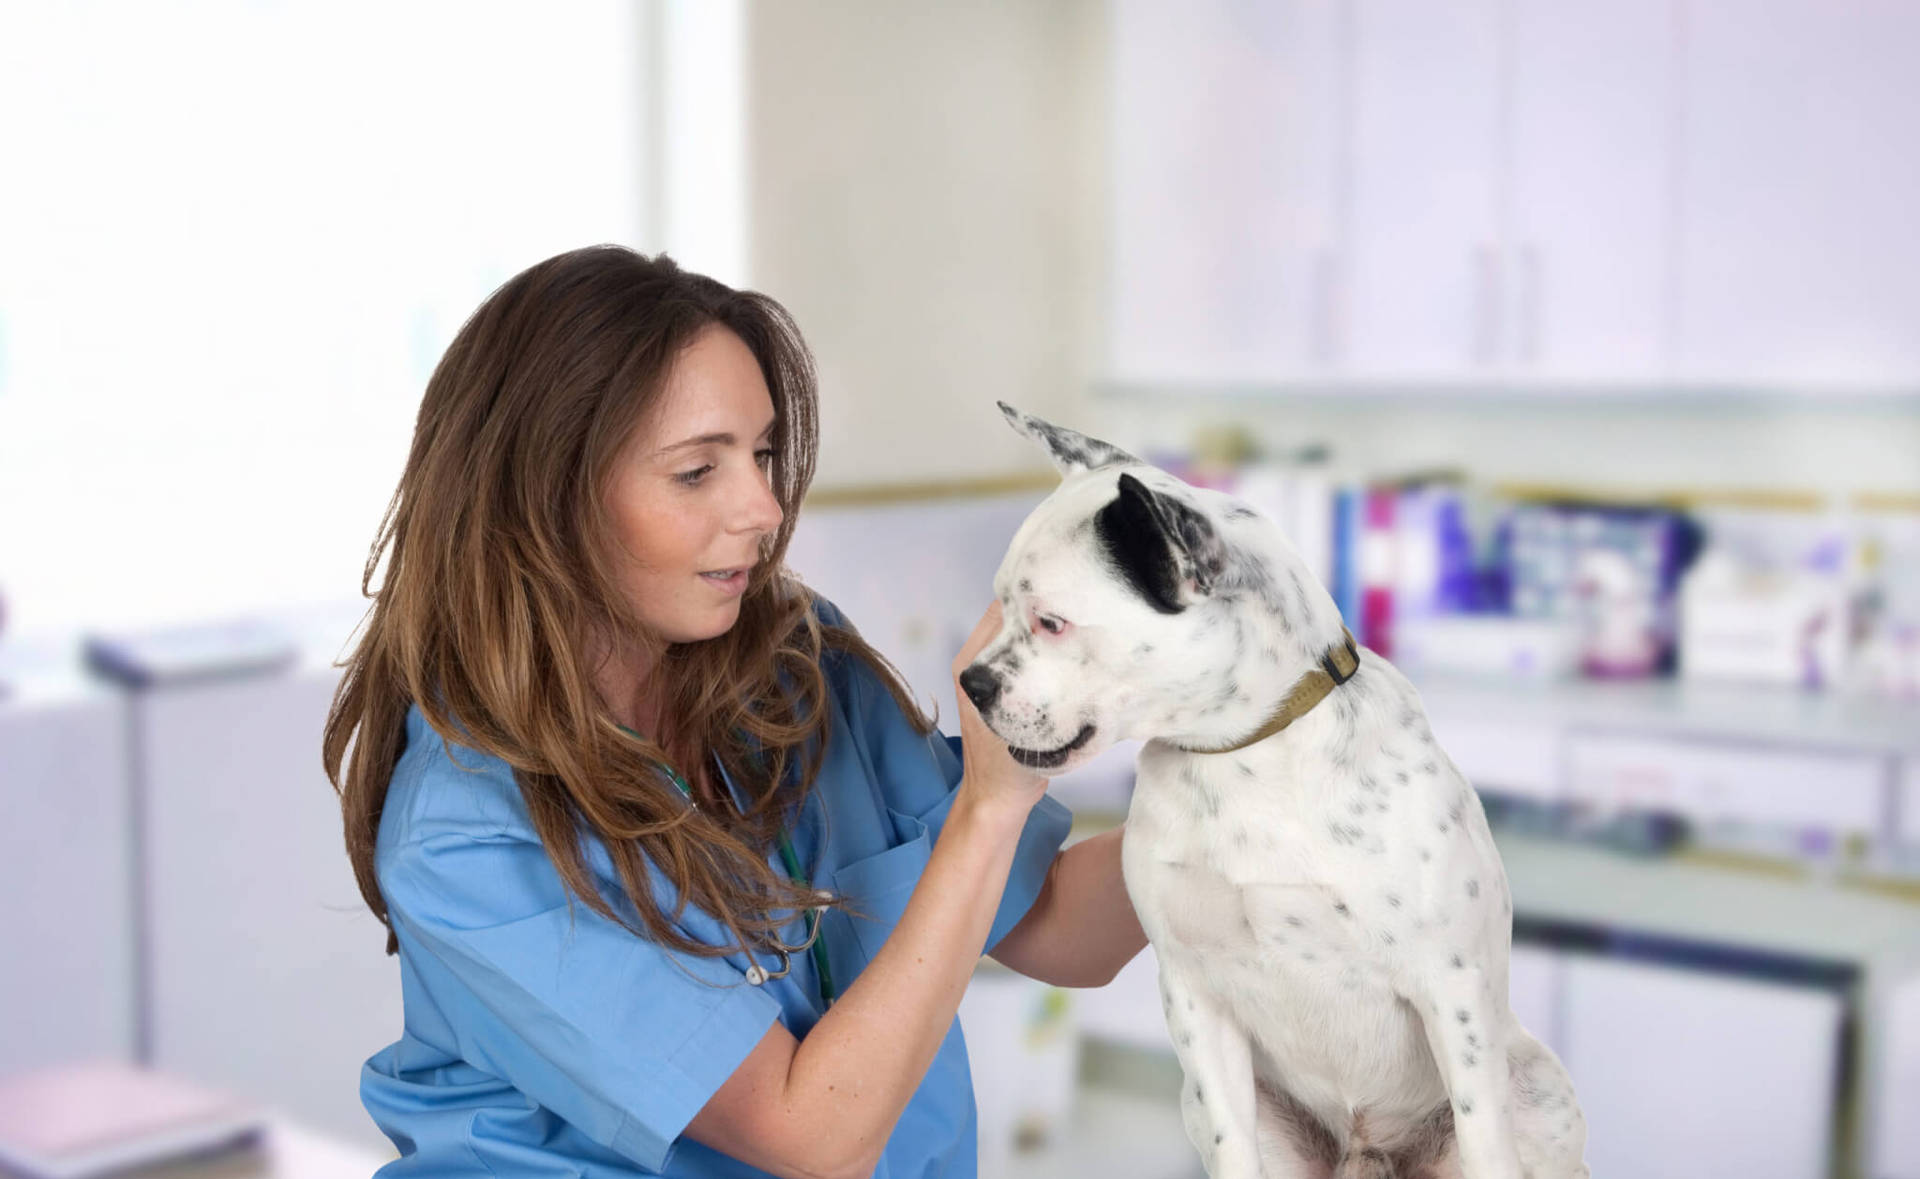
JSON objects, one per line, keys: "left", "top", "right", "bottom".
{"left": 1674, "top": 0, "right": 1920, "bottom": 391}
{"left": 1344, "top": 0, "right": 1503, "bottom": 380}
{"left": 1561, "top": 955, "right": 1843, "bottom": 1179}
{"left": 1114, "top": 0, "right": 1678, "bottom": 387}
{"left": 1110, "top": 0, "right": 1920, "bottom": 393}
{"left": 1507, "top": 0, "right": 1676, "bottom": 384}
{"left": 1564, "top": 732, "right": 1888, "bottom": 836}
{"left": 1109, "top": 0, "right": 1345, "bottom": 384}
{"left": 141, "top": 667, "right": 399, "bottom": 1152}
{"left": 0, "top": 687, "right": 134, "bottom": 1073}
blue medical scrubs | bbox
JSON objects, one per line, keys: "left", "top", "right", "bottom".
{"left": 360, "top": 595, "right": 1074, "bottom": 1177}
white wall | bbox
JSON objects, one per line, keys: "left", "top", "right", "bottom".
{"left": 746, "top": 0, "right": 1110, "bottom": 489}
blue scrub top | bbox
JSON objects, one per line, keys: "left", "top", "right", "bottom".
{"left": 360, "top": 595, "right": 1075, "bottom": 1177}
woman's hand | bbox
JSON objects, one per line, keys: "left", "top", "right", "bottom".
{"left": 950, "top": 600, "right": 1049, "bottom": 812}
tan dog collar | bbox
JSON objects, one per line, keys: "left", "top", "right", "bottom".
{"left": 1176, "top": 628, "right": 1362, "bottom": 756}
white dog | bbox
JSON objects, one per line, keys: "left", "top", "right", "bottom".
{"left": 959, "top": 404, "right": 1589, "bottom": 1179}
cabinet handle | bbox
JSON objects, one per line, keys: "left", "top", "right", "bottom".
{"left": 1312, "top": 246, "right": 1336, "bottom": 365}
{"left": 1520, "top": 242, "right": 1542, "bottom": 365}
{"left": 1473, "top": 243, "right": 1501, "bottom": 366}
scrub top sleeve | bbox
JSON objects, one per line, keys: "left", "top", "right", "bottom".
{"left": 379, "top": 831, "right": 784, "bottom": 1174}
{"left": 849, "top": 656, "right": 1074, "bottom": 957}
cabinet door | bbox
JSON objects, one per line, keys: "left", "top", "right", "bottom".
{"left": 1345, "top": 0, "right": 1503, "bottom": 382}
{"left": 1109, "top": 0, "right": 1344, "bottom": 384}
{"left": 143, "top": 668, "right": 401, "bottom": 1153}
{"left": 1675, "top": 0, "right": 1920, "bottom": 390}
{"left": 1561, "top": 955, "right": 1842, "bottom": 1179}
{"left": 1509, "top": 0, "right": 1676, "bottom": 384}
{"left": 0, "top": 691, "right": 134, "bottom": 1073}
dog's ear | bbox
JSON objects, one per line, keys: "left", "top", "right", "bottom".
{"left": 1095, "top": 472, "right": 1226, "bottom": 614}
{"left": 996, "top": 401, "right": 1139, "bottom": 476}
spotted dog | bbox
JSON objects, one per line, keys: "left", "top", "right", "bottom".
{"left": 958, "top": 404, "right": 1589, "bottom": 1179}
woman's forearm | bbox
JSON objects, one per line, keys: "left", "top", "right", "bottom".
{"left": 780, "top": 783, "right": 1034, "bottom": 1178}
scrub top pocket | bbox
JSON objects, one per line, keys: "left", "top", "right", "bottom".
{"left": 826, "top": 806, "right": 933, "bottom": 967}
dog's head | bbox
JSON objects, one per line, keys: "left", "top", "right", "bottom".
{"left": 958, "top": 403, "right": 1349, "bottom": 772}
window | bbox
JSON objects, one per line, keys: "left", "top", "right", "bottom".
{"left": 0, "top": 1, "right": 659, "bottom": 639}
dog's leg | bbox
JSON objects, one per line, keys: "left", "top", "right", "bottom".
{"left": 1160, "top": 964, "right": 1266, "bottom": 1179}
{"left": 1411, "top": 966, "right": 1525, "bottom": 1179}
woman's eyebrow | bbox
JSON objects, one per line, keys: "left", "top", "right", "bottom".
{"left": 655, "top": 417, "right": 777, "bottom": 458}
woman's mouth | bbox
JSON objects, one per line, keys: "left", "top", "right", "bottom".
{"left": 700, "top": 568, "right": 749, "bottom": 595}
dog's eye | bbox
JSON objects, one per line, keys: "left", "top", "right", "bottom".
{"left": 1037, "top": 615, "right": 1064, "bottom": 635}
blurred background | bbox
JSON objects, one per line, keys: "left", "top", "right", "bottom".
{"left": 2, "top": 1, "right": 1918, "bottom": 1177}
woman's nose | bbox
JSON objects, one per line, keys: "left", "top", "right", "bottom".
{"left": 739, "top": 465, "right": 784, "bottom": 535}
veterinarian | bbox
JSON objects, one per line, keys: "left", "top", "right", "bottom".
{"left": 324, "top": 245, "right": 1149, "bottom": 1178}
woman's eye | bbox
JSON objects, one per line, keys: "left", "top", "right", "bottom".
{"left": 675, "top": 465, "right": 713, "bottom": 487}
{"left": 755, "top": 448, "right": 776, "bottom": 469}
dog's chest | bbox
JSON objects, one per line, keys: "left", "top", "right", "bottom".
{"left": 1121, "top": 738, "right": 1449, "bottom": 1113}
{"left": 1125, "top": 746, "right": 1400, "bottom": 968}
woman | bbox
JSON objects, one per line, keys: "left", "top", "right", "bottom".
{"left": 324, "top": 245, "right": 1147, "bottom": 1178}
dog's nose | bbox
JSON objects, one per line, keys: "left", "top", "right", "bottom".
{"left": 958, "top": 665, "right": 1002, "bottom": 713}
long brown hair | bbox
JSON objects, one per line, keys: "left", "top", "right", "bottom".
{"left": 324, "top": 245, "right": 934, "bottom": 960}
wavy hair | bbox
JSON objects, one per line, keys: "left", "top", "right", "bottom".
{"left": 324, "top": 245, "right": 934, "bottom": 960}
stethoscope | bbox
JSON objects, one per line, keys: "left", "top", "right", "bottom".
{"left": 617, "top": 724, "right": 837, "bottom": 1001}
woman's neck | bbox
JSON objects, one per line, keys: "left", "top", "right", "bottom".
{"left": 588, "top": 629, "right": 724, "bottom": 807}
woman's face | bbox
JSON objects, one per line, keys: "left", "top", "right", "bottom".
{"left": 604, "top": 324, "right": 785, "bottom": 645}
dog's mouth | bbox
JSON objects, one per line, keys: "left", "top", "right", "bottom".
{"left": 1007, "top": 724, "right": 1096, "bottom": 770}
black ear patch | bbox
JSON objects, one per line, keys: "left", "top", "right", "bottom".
{"left": 1095, "top": 472, "right": 1225, "bottom": 614}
